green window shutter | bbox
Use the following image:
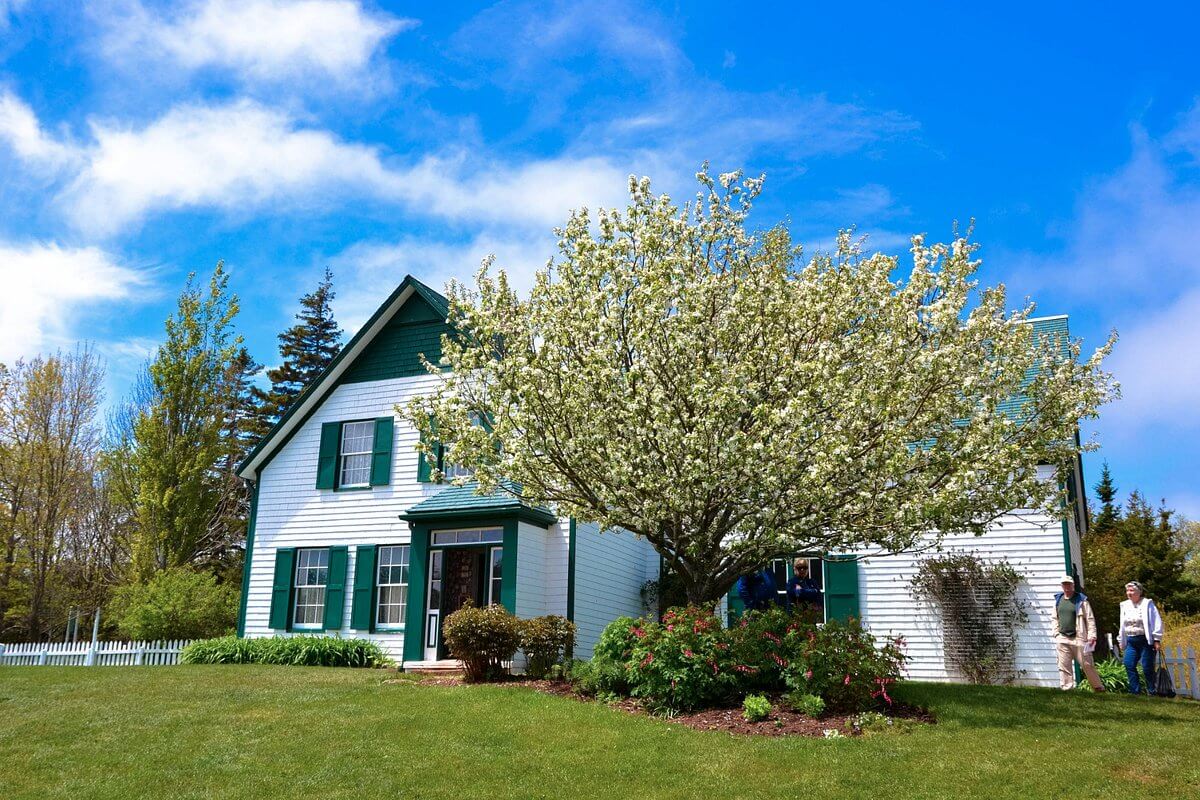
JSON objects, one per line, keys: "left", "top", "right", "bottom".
{"left": 316, "top": 422, "right": 341, "bottom": 489}
{"left": 350, "top": 545, "right": 378, "bottom": 631}
{"left": 416, "top": 415, "right": 438, "bottom": 483}
{"left": 323, "top": 546, "right": 349, "bottom": 630}
{"left": 370, "top": 417, "right": 394, "bottom": 486}
{"left": 268, "top": 548, "right": 296, "bottom": 630}
{"left": 823, "top": 556, "right": 861, "bottom": 624}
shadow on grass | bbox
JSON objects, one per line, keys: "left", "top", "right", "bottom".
{"left": 894, "top": 681, "right": 1196, "bottom": 732}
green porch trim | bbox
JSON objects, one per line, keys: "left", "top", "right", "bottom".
{"left": 399, "top": 512, "right": 526, "bottom": 664}
{"left": 566, "top": 518, "right": 577, "bottom": 623}
{"left": 402, "top": 527, "right": 431, "bottom": 663}
{"left": 236, "top": 479, "right": 261, "bottom": 637}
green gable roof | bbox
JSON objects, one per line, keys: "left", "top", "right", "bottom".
{"left": 237, "top": 275, "right": 451, "bottom": 480}
{"left": 400, "top": 480, "right": 557, "bottom": 527}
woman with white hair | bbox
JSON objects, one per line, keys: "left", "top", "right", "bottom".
{"left": 1118, "top": 581, "right": 1165, "bottom": 695}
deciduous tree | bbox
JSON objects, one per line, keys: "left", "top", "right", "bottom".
{"left": 410, "top": 171, "right": 1117, "bottom": 605}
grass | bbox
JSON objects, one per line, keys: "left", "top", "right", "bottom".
{"left": 0, "top": 666, "right": 1197, "bottom": 799}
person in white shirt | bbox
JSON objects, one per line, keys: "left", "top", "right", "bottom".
{"left": 1118, "top": 581, "right": 1165, "bottom": 695}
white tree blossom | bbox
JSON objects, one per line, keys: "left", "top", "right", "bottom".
{"left": 406, "top": 170, "right": 1118, "bottom": 604}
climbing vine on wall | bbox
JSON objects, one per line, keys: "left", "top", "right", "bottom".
{"left": 911, "top": 553, "right": 1028, "bottom": 684}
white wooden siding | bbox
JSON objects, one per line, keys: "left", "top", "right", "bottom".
{"left": 857, "top": 507, "right": 1068, "bottom": 687}
{"left": 542, "top": 521, "right": 569, "bottom": 618}
{"left": 571, "top": 522, "right": 658, "bottom": 658}
{"left": 515, "top": 521, "right": 550, "bottom": 619}
{"left": 245, "top": 373, "right": 446, "bottom": 660}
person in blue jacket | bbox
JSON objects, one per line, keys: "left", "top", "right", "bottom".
{"left": 787, "top": 558, "right": 823, "bottom": 612}
{"left": 737, "top": 567, "right": 778, "bottom": 611}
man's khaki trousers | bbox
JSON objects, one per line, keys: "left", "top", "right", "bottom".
{"left": 1056, "top": 636, "right": 1104, "bottom": 690}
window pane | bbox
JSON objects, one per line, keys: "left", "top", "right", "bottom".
{"left": 340, "top": 421, "right": 374, "bottom": 455}
{"left": 375, "top": 546, "right": 410, "bottom": 627}
{"left": 479, "top": 528, "right": 503, "bottom": 543}
{"left": 293, "top": 549, "right": 328, "bottom": 627}
{"left": 432, "top": 532, "right": 455, "bottom": 545}
{"left": 340, "top": 453, "right": 371, "bottom": 487}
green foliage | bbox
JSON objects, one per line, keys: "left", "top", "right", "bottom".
{"left": 779, "top": 617, "right": 907, "bottom": 712}
{"left": 180, "top": 635, "right": 392, "bottom": 667}
{"left": 580, "top": 607, "right": 905, "bottom": 713}
{"left": 441, "top": 603, "right": 522, "bottom": 682}
{"left": 128, "top": 263, "right": 244, "bottom": 576}
{"left": 742, "top": 693, "right": 771, "bottom": 722}
{"left": 520, "top": 614, "right": 576, "bottom": 679}
{"left": 1076, "top": 657, "right": 1130, "bottom": 694}
{"left": 624, "top": 606, "right": 742, "bottom": 712}
{"left": 787, "top": 691, "right": 826, "bottom": 718}
{"left": 910, "top": 554, "right": 1027, "bottom": 684}
{"left": 259, "top": 267, "right": 343, "bottom": 424}
{"left": 108, "top": 567, "right": 238, "bottom": 640}
{"left": 847, "top": 710, "right": 919, "bottom": 736}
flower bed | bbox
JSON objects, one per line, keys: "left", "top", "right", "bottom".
{"left": 570, "top": 606, "right": 907, "bottom": 714}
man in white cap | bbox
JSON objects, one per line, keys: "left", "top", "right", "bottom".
{"left": 1051, "top": 574, "right": 1104, "bottom": 691}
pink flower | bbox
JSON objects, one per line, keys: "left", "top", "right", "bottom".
{"left": 844, "top": 674, "right": 852, "bottom": 686}
{"left": 772, "top": 654, "right": 787, "bottom": 667}
{"left": 632, "top": 627, "right": 645, "bottom": 638}
{"left": 804, "top": 669, "right": 813, "bottom": 680}
{"left": 683, "top": 649, "right": 694, "bottom": 658}
{"left": 640, "top": 653, "right": 654, "bottom": 667}
{"left": 762, "top": 632, "right": 782, "bottom": 645}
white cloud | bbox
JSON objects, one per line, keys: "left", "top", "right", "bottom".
{"left": 63, "top": 100, "right": 396, "bottom": 234}
{"left": 97, "top": 0, "right": 412, "bottom": 86}
{"left": 0, "top": 96, "right": 636, "bottom": 236}
{"left": 1104, "top": 288, "right": 1200, "bottom": 429}
{"left": 0, "top": 91, "right": 80, "bottom": 170}
{"left": 0, "top": 242, "right": 145, "bottom": 362}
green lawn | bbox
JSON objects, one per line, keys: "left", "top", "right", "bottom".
{"left": 0, "top": 666, "right": 1197, "bottom": 799}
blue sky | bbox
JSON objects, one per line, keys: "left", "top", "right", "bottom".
{"left": 1, "top": 1, "right": 1198, "bottom": 516}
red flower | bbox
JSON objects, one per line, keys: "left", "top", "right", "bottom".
{"left": 641, "top": 653, "right": 654, "bottom": 667}
{"left": 772, "top": 653, "right": 787, "bottom": 667}
{"left": 632, "top": 627, "right": 645, "bottom": 638}
{"left": 683, "top": 649, "right": 694, "bottom": 658}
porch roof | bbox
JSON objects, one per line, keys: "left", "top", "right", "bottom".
{"left": 399, "top": 480, "right": 557, "bottom": 527}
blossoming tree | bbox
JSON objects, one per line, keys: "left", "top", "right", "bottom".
{"left": 407, "top": 171, "right": 1117, "bottom": 605}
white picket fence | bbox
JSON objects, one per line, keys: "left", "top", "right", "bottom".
{"left": 0, "top": 639, "right": 192, "bottom": 667}
{"left": 1159, "top": 646, "right": 1199, "bottom": 700}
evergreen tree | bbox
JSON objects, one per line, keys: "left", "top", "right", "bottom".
{"left": 260, "top": 268, "right": 342, "bottom": 424}
{"left": 1092, "top": 462, "right": 1120, "bottom": 535}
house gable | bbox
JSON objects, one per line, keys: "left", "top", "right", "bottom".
{"left": 237, "top": 275, "right": 451, "bottom": 482}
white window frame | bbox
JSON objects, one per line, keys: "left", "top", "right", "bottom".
{"left": 375, "top": 545, "right": 410, "bottom": 629}
{"left": 338, "top": 420, "right": 374, "bottom": 488}
{"left": 487, "top": 546, "right": 503, "bottom": 606}
{"left": 430, "top": 527, "right": 503, "bottom": 546}
{"left": 293, "top": 548, "right": 329, "bottom": 629}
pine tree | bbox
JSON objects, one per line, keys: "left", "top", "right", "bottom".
{"left": 1092, "top": 462, "right": 1120, "bottom": 535}
{"left": 260, "top": 268, "right": 342, "bottom": 424}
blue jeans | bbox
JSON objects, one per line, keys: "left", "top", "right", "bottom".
{"left": 1124, "top": 634, "right": 1157, "bottom": 694}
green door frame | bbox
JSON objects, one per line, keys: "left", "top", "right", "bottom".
{"left": 401, "top": 515, "right": 521, "bottom": 663}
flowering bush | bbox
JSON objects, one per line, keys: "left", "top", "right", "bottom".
{"left": 521, "top": 615, "right": 576, "bottom": 679}
{"left": 578, "top": 607, "right": 906, "bottom": 713}
{"left": 624, "top": 606, "right": 741, "bottom": 711}
{"left": 442, "top": 603, "right": 522, "bottom": 682}
{"left": 780, "top": 618, "right": 906, "bottom": 712}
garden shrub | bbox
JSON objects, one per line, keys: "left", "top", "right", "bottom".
{"left": 624, "top": 606, "right": 741, "bottom": 712}
{"left": 180, "top": 635, "right": 392, "bottom": 667}
{"left": 442, "top": 602, "right": 522, "bottom": 682}
{"left": 780, "top": 618, "right": 906, "bottom": 712}
{"left": 580, "top": 606, "right": 905, "bottom": 713}
{"left": 109, "top": 567, "right": 239, "bottom": 641}
{"left": 521, "top": 615, "right": 576, "bottom": 679}
{"left": 787, "top": 691, "right": 825, "bottom": 718}
{"left": 742, "top": 693, "right": 771, "bottom": 722}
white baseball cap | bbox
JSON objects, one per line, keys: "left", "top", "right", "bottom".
{"left": 1059, "top": 575, "right": 1075, "bottom": 584}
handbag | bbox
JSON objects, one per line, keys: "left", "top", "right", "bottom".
{"left": 1154, "top": 652, "right": 1177, "bottom": 698}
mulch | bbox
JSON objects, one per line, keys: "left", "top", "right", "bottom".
{"left": 396, "top": 671, "right": 935, "bottom": 737}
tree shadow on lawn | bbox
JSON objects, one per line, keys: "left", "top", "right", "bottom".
{"left": 894, "top": 681, "right": 1195, "bottom": 733}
